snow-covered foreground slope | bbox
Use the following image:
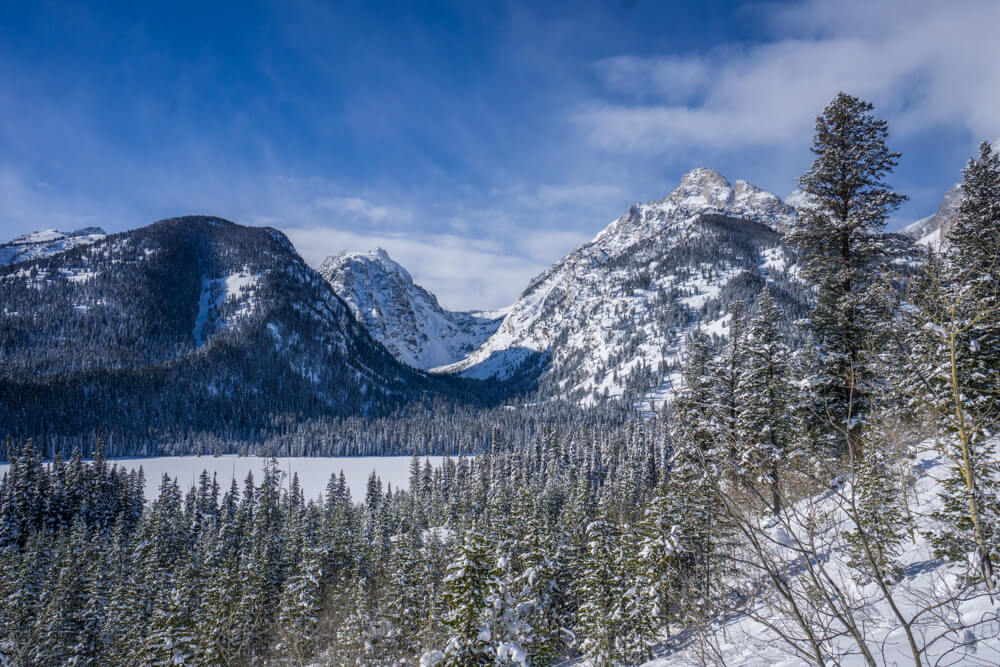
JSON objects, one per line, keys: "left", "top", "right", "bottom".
{"left": 0, "top": 455, "right": 454, "bottom": 503}
{"left": 319, "top": 247, "right": 503, "bottom": 369}
{"left": 435, "top": 168, "right": 804, "bottom": 407}
{"left": 639, "top": 445, "right": 1000, "bottom": 667}
{"left": 0, "top": 226, "right": 106, "bottom": 265}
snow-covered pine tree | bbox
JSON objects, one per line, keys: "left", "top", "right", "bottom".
{"left": 788, "top": 92, "right": 906, "bottom": 460}
{"left": 71, "top": 537, "right": 113, "bottom": 665}
{"left": 638, "top": 477, "right": 684, "bottom": 635}
{"left": 0, "top": 529, "right": 50, "bottom": 663}
{"left": 440, "top": 529, "right": 492, "bottom": 666}
{"left": 275, "top": 543, "right": 324, "bottom": 665}
{"left": 575, "top": 514, "right": 620, "bottom": 667}
{"left": 612, "top": 520, "right": 655, "bottom": 665}
{"left": 735, "top": 286, "right": 794, "bottom": 512}
{"left": 843, "top": 434, "right": 909, "bottom": 584}
{"left": 897, "top": 141, "right": 1000, "bottom": 587}
{"left": 518, "top": 523, "right": 567, "bottom": 665}
{"left": 30, "top": 517, "right": 90, "bottom": 665}
{"left": 663, "top": 332, "right": 731, "bottom": 625}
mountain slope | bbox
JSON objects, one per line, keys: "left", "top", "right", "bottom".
{"left": 0, "top": 216, "right": 476, "bottom": 448}
{"left": 0, "top": 227, "right": 107, "bottom": 266}
{"left": 904, "top": 140, "right": 1000, "bottom": 248}
{"left": 318, "top": 248, "right": 502, "bottom": 369}
{"left": 901, "top": 183, "right": 962, "bottom": 248}
{"left": 434, "top": 168, "right": 807, "bottom": 407}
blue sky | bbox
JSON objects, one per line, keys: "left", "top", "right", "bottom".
{"left": 1, "top": 0, "right": 998, "bottom": 309}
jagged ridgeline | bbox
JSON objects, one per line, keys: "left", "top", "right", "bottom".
{"left": 0, "top": 216, "right": 505, "bottom": 452}
{"left": 432, "top": 169, "right": 813, "bottom": 405}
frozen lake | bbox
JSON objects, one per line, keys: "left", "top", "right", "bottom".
{"left": 0, "top": 455, "right": 449, "bottom": 503}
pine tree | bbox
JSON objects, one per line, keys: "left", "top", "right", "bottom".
{"left": 735, "top": 286, "right": 794, "bottom": 512}
{"left": 897, "top": 141, "right": 1000, "bottom": 587}
{"left": 788, "top": 92, "right": 906, "bottom": 459}
{"left": 30, "top": 518, "right": 90, "bottom": 665}
{"left": 638, "top": 478, "right": 684, "bottom": 635}
{"left": 0, "top": 530, "right": 51, "bottom": 663}
{"left": 275, "top": 543, "right": 324, "bottom": 665}
{"left": 843, "top": 435, "right": 909, "bottom": 584}
{"left": 575, "top": 514, "right": 620, "bottom": 667}
{"left": 440, "top": 529, "right": 492, "bottom": 666}
{"left": 612, "top": 521, "right": 655, "bottom": 665}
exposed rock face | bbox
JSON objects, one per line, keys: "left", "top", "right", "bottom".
{"left": 901, "top": 183, "right": 963, "bottom": 248}
{"left": 318, "top": 248, "right": 502, "bottom": 369}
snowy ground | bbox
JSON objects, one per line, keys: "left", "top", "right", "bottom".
{"left": 636, "top": 445, "right": 1000, "bottom": 667}
{"left": 0, "top": 455, "right": 449, "bottom": 503}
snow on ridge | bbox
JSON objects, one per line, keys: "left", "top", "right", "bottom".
{"left": 437, "top": 168, "right": 798, "bottom": 405}
{"left": 193, "top": 268, "right": 263, "bottom": 347}
{"left": 319, "top": 247, "right": 504, "bottom": 369}
{"left": 1, "top": 226, "right": 108, "bottom": 266}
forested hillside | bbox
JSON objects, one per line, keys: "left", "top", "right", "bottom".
{"left": 0, "top": 216, "right": 493, "bottom": 453}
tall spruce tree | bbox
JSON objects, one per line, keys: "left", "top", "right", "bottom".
{"left": 788, "top": 92, "right": 906, "bottom": 460}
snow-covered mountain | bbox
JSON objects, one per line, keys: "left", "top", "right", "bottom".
{"left": 434, "top": 168, "right": 805, "bottom": 407}
{"left": 318, "top": 248, "right": 504, "bottom": 369}
{"left": 901, "top": 183, "right": 962, "bottom": 248}
{"left": 904, "top": 139, "right": 1000, "bottom": 248}
{"left": 0, "top": 216, "right": 478, "bottom": 443}
{"left": 0, "top": 226, "right": 106, "bottom": 266}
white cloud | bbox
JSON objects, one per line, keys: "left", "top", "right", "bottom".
{"left": 575, "top": 0, "right": 1000, "bottom": 155}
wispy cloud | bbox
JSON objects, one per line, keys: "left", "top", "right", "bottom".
{"left": 310, "top": 196, "right": 413, "bottom": 225}
{"left": 575, "top": 0, "right": 1000, "bottom": 155}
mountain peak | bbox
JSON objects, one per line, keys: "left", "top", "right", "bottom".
{"left": 593, "top": 169, "right": 795, "bottom": 248}
{"left": 318, "top": 248, "right": 502, "bottom": 369}
{"left": 2, "top": 226, "right": 108, "bottom": 267}
{"left": 669, "top": 167, "right": 735, "bottom": 211}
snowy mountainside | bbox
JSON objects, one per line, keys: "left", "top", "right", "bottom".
{"left": 905, "top": 139, "right": 1000, "bottom": 249}
{"left": 0, "top": 216, "right": 477, "bottom": 442}
{"left": 318, "top": 247, "right": 503, "bottom": 369}
{"left": 0, "top": 226, "right": 106, "bottom": 266}
{"left": 901, "top": 183, "right": 962, "bottom": 249}
{"left": 434, "top": 168, "right": 806, "bottom": 407}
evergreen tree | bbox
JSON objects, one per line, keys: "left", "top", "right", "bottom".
{"left": 788, "top": 92, "right": 906, "bottom": 459}
{"left": 275, "top": 543, "right": 325, "bottom": 665}
{"left": 897, "top": 141, "right": 1000, "bottom": 586}
{"left": 844, "top": 435, "right": 909, "bottom": 584}
{"left": 440, "top": 530, "right": 492, "bottom": 666}
{"left": 575, "top": 515, "right": 620, "bottom": 667}
{"left": 735, "top": 286, "right": 794, "bottom": 512}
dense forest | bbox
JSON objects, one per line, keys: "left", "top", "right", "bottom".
{"left": 2, "top": 94, "right": 999, "bottom": 665}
